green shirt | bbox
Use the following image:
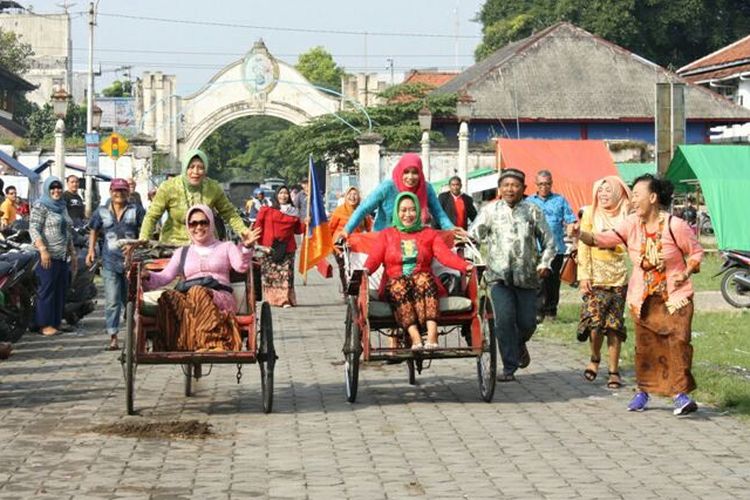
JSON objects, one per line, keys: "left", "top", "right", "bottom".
{"left": 139, "top": 176, "right": 246, "bottom": 244}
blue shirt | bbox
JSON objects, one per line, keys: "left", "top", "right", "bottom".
{"left": 527, "top": 192, "right": 576, "bottom": 254}
{"left": 89, "top": 203, "right": 145, "bottom": 273}
{"left": 344, "top": 180, "right": 453, "bottom": 233}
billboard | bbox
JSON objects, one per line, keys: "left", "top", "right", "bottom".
{"left": 96, "top": 97, "right": 137, "bottom": 134}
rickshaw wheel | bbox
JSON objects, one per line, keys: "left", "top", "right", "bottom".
{"left": 184, "top": 364, "right": 193, "bottom": 397}
{"left": 125, "top": 301, "right": 135, "bottom": 415}
{"left": 259, "top": 301, "right": 275, "bottom": 413}
{"left": 477, "top": 298, "right": 497, "bottom": 402}
{"left": 344, "top": 297, "right": 360, "bottom": 403}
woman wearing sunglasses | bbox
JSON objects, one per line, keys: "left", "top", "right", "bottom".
{"left": 29, "top": 176, "right": 77, "bottom": 336}
{"left": 142, "top": 205, "right": 261, "bottom": 352}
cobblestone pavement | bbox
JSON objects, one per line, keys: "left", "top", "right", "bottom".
{"left": 1, "top": 273, "right": 750, "bottom": 499}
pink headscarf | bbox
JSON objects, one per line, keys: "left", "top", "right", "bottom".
{"left": 185, "top": 204, "right": 217, "bottom": 247}
{"left": 391, "top": 153, "right": 430, "bottom": 223}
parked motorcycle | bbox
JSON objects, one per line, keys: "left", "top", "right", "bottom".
{"left": 0, "top": 235, "right": 38, "bottom": 343}
{"left": 715, "top": 250, "right": 750, "bottom": 309}
{"left": 64, "top": 224, "right": 99, "bottom": 326}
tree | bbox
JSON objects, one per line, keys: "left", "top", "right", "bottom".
{"left": 474, "top": 0, "right": 750, "bottom": 69}
{"left": 25, "top": 103, "right": 87, "bottom": 146}
{"left": 295, "top": 46, "right": 345, "bottom": 94}
{"left": 101, "top": 80, "right": 133, "bottom": 97}
{"left": 0, "top": 29, "right": 34, "bottom": 74}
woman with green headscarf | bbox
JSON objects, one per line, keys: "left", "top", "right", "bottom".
{"left": 363, "top": 192, "right": 471, "bottom": 350}
{"left": 139, "top": 149, "right": 250, "bottom": 245}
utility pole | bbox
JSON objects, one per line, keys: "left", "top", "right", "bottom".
{"left": 386, "top": 58, "right": 394, "bottom": 85}
{"left": 84, "top": 1, "right": 97, "bottom": 218}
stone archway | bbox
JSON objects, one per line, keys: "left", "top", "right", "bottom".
{"left": 137, "top": 40, "right": 340, "bottom": 161}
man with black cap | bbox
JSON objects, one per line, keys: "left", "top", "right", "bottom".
{"left": 469, "top": 168, "right": 557, "bottom": 381}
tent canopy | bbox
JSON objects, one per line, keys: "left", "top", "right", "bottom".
{"left": 616, "top": 162, "right": 656, "bottom": 186}
{"left": 0, "top": 150, "right": 39, "bottom": 182}
{"left": 667, "top": 145, "right": 750, "bottom": 251}
{"left": 496, "top": 139, "right": 618, "bottom": 213}
{"left": 431, "top": 167, "right": 497, "bottom": 194}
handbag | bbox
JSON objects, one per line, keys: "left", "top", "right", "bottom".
{"left": 559, "top": 249, "right": 578, "bottom": 285}
{"left": 173, "top": 247, "right": 233, "bottom": 294}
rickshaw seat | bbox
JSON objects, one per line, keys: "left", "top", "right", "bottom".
{"left": 139, "top": 282, "right": 250, "bottom": 318}
{"left": 368, "top": 296, "right": 472, "bottom": 319}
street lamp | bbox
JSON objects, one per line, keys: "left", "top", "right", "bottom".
{"left": 51, "top": 88, "right": 70, "bottom": 181}
{"left": 456, "top": 91, "right": 474, "bottom": 187}
{"left": 418, "top": 105, "right": 433, "bottom": 181}
{"left": 92, "top": 103, "right": 103, "bottom": 130}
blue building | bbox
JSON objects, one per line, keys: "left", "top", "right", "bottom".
{"left": 432, "top": 23, "right": 750, "bottom": 146}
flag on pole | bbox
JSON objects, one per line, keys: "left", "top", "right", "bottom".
{"left": 299, "top": 156, "right": 334, "bottom": 274}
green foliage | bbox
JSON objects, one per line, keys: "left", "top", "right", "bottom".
{"left": 0, "top": 29, "right": 34, "bottom": 74}
{"left": 24, "top": 103, "right": 88, "bottom": 147}
{"left": 475, "top": 0, "right": 750, "bottom": 69}
{"left": 101, "top": 80, "right": 133, "bottom": 98}
{"left": 295, "top": 46, "right": 345, "bottom": 94}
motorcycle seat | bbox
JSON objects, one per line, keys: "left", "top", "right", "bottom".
{"left": 732, "top": 250, "right": 750, "bottom": 258}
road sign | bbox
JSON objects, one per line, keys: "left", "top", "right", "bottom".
{"left": 85, "top": 132, "right": 100, "bottom": 175}
{"left": 100, "top": 132, "right": 129, "bottom": 160}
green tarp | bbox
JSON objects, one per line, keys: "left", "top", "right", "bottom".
{"left": 431, "top": 167, "right": 496, "bottom": 191}
{"left": 615, "top": 162, "right": 655, "bottom": 185}
{"left": 667, "top": 145, "right": 750, "bottom": 251}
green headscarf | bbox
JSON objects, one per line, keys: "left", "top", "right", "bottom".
{"left": 182, "top": 149, "right": 209, "bottom": 193}
{"left": 392, "top": 192, "right": 423, "bottom": 233}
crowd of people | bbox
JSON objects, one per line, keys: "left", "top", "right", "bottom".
{"left": 2, "top": 148, "right": 705, "bottom": 416}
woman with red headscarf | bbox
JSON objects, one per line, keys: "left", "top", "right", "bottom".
{"left": 340, "top": 153, "right": 455, "bottom": 237}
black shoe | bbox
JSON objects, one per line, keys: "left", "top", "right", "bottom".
{"left": 518, "top": 343, "right": 531, "bottom": 369}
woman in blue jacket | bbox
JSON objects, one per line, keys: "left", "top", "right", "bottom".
{"left": 341, "top": 153, "right": 454, "bottom": 236}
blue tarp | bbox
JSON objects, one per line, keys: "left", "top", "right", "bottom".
{"left": 0, "top": 151, "right": 40, "bottom": 182}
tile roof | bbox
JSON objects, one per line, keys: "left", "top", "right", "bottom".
{"left": 678, "top": 33, "right": 750, "bottom": 76}
{"left": 402, "top": 70, "right": 458, "bottom": 88}
{"left": 681, "top": 62, "right": 750, "bottom": 84}
{"left": 433, "top": 22, "right": 750, "bottom": 121}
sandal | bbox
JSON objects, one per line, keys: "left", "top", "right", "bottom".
{"left": 40, "top": 329, "right": 62, "bottom": 337}
{"left": 423, "top": 341, "right": 439, "bottom": 351}
{"left": 583, "top": 356, "right": 600, "bottom": 382}
{"left": 607, "top": 371, "right": 623, "bottom": 389}
{"left": 497, "top": 373, "right": 516, "bottom": 382}
{"left": 411, "top": 342, "right": 424, "bottom": 352}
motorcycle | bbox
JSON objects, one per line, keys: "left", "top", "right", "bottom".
{"left": 714, "top": 250, "right": 750, "bottom": 309}
{"left": 0, "top": 234, "right": 39, "bottom": 343}
{"left": 64, "top": 224, "right": 99, "bottom": 326}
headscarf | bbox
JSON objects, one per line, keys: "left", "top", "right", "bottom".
{"left": 391, "top": 153, "right": 429, "bottom": 223}
{"left": 591, "top": 175, "right": 631, "bottom": 231}
{"left": 182, "top": 149, "right": 209, "bottom": 196}
{"left": 334, "top": 187, "right": 361, "bottom": 218}
{"left": 38, "top": 176, "right": 67, "bottom": 215}
{"left": 185, "top": 204, "right": 217, "bottom": 247}
{"left": 392, "top": 192, "right": 423, "bottom": 233}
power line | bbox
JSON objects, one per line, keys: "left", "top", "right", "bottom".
{"left": 96, "top": 11, "right": 482, "bottom": 39}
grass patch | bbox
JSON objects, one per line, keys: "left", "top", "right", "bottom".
{"left": 90, "top": 420, "right": 214, "bottom": 439}
{"left": 535, "top": 303, "right": 750, "bottom": 417}
{"left": 690, "top": 251, "right": 723, "bottom": 292}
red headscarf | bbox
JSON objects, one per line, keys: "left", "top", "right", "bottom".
{"left": 391, "top": 153, "right": 429, "bottom": 223}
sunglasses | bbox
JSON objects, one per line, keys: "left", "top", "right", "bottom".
{"left": 188, "top": 219, "right": 209, "bottom": 228}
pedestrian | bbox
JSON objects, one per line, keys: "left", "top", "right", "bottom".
{"left": 469, "top": 169, "right": 556, "bottom": 381}
{"left": 527, "top": 170, "right": 577, "bottom": 322}
{"left": 437, "top": 176, "right": 477, "bottom": 230}
{"left": 576, "top": 174, "right": 703, "bottom": 415}
{"left": 295, "top": 181, "right": 309, "bottom": 220}
{"left": 253, "top": 185, "right": 305, "bottom": 307}
{"left": 577, "top": 176, "right": 632, "bottom": 389}
{"left": 63, "top": 175, "right": 86, "bottom": 223}
{"left": 29, "top": 176, "right": 77, "bottom": 337}
{"left": 364, "top": 192, "right": 471, "bottom": 350}
{"left": 0, "top": 185, "right": 18, "bottom": 229}
{"left": 127, "top": 177, "right": 144, "bottom": 211}
{"left": 86, "top": 178, "right": 145, "bottom": 351}
{"left": 329, "top": 187, "right": 372, "bottom": 290}
{"left": 142, "top": 205, "right": 260, "bottom": 351}
{"left": 244, "top": 188, "right": 269, "bottom": 220}
{"left": 139, "top": 149, "right": 250, "bottom": 245}
{"left": 340, "top": 153, "right": 456, "bottom": 237}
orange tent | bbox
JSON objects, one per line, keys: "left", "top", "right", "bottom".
{"left": 496, "top": 139, "right": 618, "bottom": 213}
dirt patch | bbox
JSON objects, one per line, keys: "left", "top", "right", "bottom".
{"left": 90, "top": 420, "right": 214, "bottom": 439}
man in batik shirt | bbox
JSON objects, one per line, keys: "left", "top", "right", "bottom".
{"left": 469, "top": 169, "right": 557, "bottom": 381}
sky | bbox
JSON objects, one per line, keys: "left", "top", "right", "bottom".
{"left": 26, "top": 0, "right": 486, "bottom": 95}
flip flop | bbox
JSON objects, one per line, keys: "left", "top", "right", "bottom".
{"left": 583, "top": 356, "right": 600, "bottom": 382}
{"left": 40, "top": 329, "right": 62, "bottom": 337}
{"left": 105, "top": 344, "right": 120, "bottom": 351}
{"left": 607, "top": 371, "right": 623, "bottom": 389}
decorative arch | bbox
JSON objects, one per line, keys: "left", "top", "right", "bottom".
{"left": 176, "top": 40, "right": 340, "bottom": 159}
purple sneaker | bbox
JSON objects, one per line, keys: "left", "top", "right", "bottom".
{"left": 673, "top": 393, "right": 698, "bottom": 416}
{"left": 627, "top": 391, "right": 649, "bottom": 412}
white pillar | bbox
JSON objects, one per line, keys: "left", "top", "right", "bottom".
{"left": 420, "top": 131, "right": 431, "bottom": 182}
{"left": 457, "top": 121, "right": 469, "bottom": 187}
{"left": 54, "top": 118, "right": 66, "bottom": 180}
{"left": 357, "top": 132, "right": 384, "bottom": 197}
